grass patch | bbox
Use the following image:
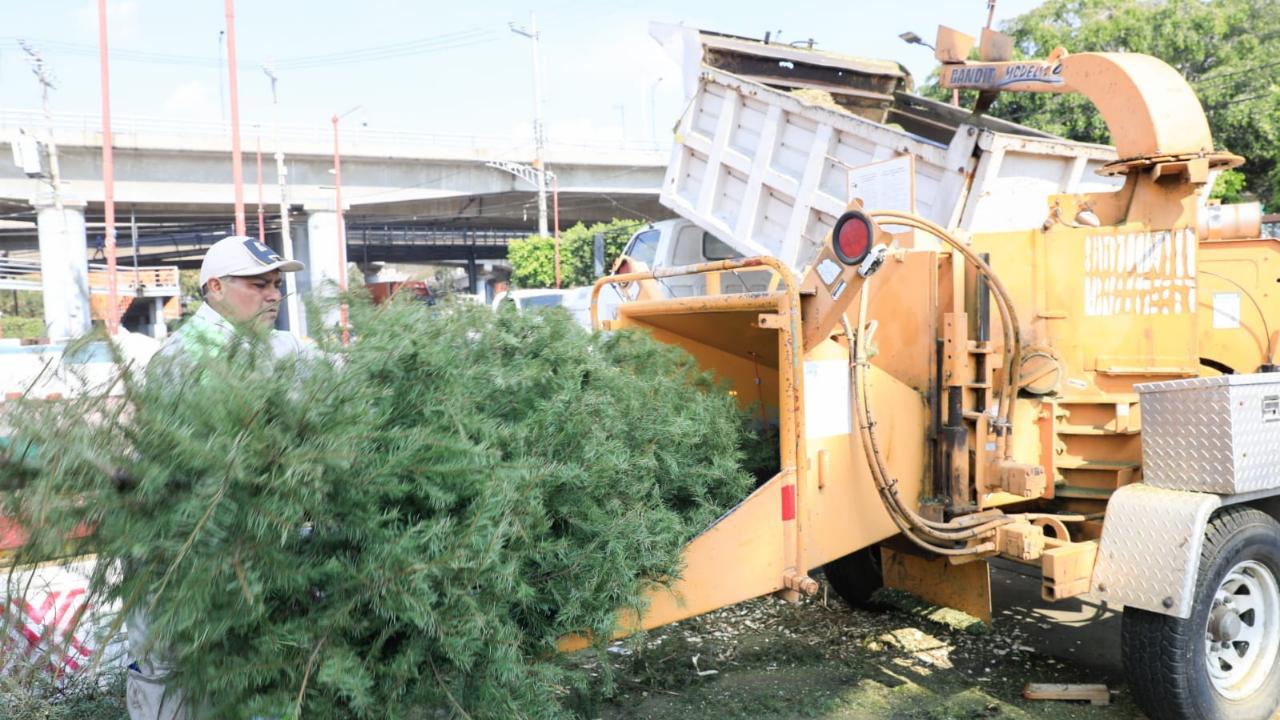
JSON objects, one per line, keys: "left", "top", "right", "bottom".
{"left": 0, "top": 668, "right": 128, "bottom": 720}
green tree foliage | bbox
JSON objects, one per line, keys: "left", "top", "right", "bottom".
{"left": 1, "top": 289, "right": 46, "bottom": 338}
{"left": 1, "top": 315, "right": 45, "bottom": 339}
{"left": 1, "top": 299, "right": 754, "bottom": 718}
{"left": 922, "top": 0, "right": 1280, "bottom": 210}
{"left": 1211, "top": 168, "right": 1249, "bottom": 204}
{"left": 508, "top": 219, "right": 644, "bottom": 289}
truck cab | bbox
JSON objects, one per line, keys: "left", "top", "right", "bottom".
{"left": 613, "top": 219, "right": 774, "bottom": 295}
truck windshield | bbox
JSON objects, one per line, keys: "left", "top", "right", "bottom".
{"left": 626, "top": 229, "right": 661, "bottom": 266}
{"left": 520, "top": 294, "right": 564, "bottom": 308}
{"left": 702, "top": 232, "right": 740, "bottom": 261}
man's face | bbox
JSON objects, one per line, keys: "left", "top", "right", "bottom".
{"left": 206, "top": 270, "right": 283, "bottom": 327}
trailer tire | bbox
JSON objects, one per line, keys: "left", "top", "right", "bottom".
{"left": 1122, "top": 506, "right": 1280, "bottom": 720}
{"left": 822, "top": 545, "right": 883, "bottom": 609}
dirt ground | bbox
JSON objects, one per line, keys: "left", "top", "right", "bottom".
{"left": 566, "top": 563, "right": 1147, "bottom": 720}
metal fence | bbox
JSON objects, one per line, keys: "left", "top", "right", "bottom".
{"left": 0, "top": 257, "right": 179, "bottom": 296}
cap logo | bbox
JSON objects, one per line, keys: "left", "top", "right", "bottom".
{"left": 243, "top": 239, "right": 283, "bottom": 265}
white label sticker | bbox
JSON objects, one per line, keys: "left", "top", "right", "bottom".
{"left": 1066, "top": 378, "right": 1088, "bottom": 390}
{"left": 803, "top": 360, "right": 852, "bottom": 439}
{"left": 1213, "top": 292, "right": 1241, "bottom": 329}
{"left": 817, "top": 258, "right": 841, "bottom": 285}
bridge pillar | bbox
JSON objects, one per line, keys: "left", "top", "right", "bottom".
{"left": 33, "top": 191, "right": 91, "bottom": 340}
{"left": 298, "top": 202, "right": 348, "bottom": 334}
{"left": 467, "top": 246, "right": 477, "bottom": 294}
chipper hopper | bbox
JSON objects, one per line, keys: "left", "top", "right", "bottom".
{"left": 575, "top": 24, "right": 1279, "bottom": 720}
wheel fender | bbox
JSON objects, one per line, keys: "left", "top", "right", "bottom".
{"left": 1092, "top": 483, "right": 1222, "bottom": 619}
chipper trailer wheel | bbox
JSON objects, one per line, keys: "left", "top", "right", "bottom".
{"left": 822, "top": 545, "right": 883, "bottom": 608}
{"left": 1122, "top": 507, "right": 1280, "bottom": 720}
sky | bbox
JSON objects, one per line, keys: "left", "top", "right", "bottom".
{"left": 0, "top": 1, "right": 1045, "bottom": 149}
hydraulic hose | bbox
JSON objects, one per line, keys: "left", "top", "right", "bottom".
{"left": 846, "top": 311, "right": 1009, "bottom": 543}
{"left": 867, "top": 210, "right": 1022, "bottom": 461}
{"left": 844, "top": 275, "right": 1010, "bottom": 557}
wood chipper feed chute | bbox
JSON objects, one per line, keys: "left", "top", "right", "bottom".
{"left": 569, "top": 255, "right": 935, "bottom": 645}
{"left": 574, "top": 212, "right": 1068, "bottom": 644}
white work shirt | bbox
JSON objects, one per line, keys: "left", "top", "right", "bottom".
{"left": 156, "top": 302, "right": 311, "bottom": 363}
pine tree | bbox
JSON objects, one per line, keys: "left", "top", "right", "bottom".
{"left": 1, "top": 298, "right": 755, "bottom": 718}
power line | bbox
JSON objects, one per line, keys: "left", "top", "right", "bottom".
{"left": 277, "top": 36, "right": 502, "bottom": 70}
{"left": 1193, "top": 59, "right": 1280, "bottom": 88}
{"left": 1205, "top": 90, "right": 1280, "bottom": 111}
{"left": 1, "top": 27, "right": 504, "bottom": 72}
{"left": 273, "top": 27, "right": 496, "bottom": 68}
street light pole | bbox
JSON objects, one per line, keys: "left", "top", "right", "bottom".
{"left": 331, "top": 105, "right": 361, "bottom": 345}
{"left": 649, "top": 77, "right": 663, "bottom": 143}
{"left": 255, "top": 132, "right": 265, "bottom": 244}
{"left": 899, "top": 31, "right": 958, "bottom": 106}
{"left": 95, "top": 3, "right": 120, "bottom": 335}
{"left": 510, "top": 13, "right": 549, "bottom": 237}
{"left": 552, "top": 173, "right": 561, "bottom": 288}
{"left": 223, "top": 0, "right": 246, "bottom": 236}
{"left": 263, "top": 64, "right": 301, "bottom": 335}
{"left": 217, "top": 31, "right": 226, "bottom": 124}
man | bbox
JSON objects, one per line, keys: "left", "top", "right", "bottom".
{"left": 128, "top": 235, "right": 306, "bottom": 720}
{"left": 157, "top": 235, "right": 308, "bottom": 362}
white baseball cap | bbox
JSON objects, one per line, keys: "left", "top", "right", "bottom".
{"left": 199, "top": 236, "right": 305, "bottom": 287}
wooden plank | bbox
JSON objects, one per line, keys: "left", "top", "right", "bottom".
{"left": 1023, "top": 683, "right": 1110, "bottom": 706}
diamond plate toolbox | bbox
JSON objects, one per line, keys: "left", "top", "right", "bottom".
{"left": 1136, "top": 373, "right": 1280, "bottom": 493}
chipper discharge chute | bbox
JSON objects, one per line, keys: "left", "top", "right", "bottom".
{"left": 575, "top": 23, "right": 1280, "bottom": 720}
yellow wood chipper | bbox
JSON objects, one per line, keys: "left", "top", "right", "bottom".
{"left": 573, "top": 24, "right": 1280, "bottom": 720}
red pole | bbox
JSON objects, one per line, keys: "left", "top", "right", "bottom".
{"left": 97, "top": 0, "right": 119, "bottom": 335}
{"left": 224, "top": 0, "right": 246, "bottom": 236}
{"left": 331, "top": 115, "right": 349, "bottom": 345}
{"left": 255, "top": 134, "right": 265, "bottom": 243}
{"left": 552, "top": 174, "right": 561, "bottom": 288}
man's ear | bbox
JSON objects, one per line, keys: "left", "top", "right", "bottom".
{"left": 205, "top": 276, "right": 225, "bottom": 301}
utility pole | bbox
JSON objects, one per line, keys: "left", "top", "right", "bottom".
{"left": 263, "top": 63, "right": 301, "bottom": 335}
{"left": 20, "top": 41, "right": 63, "bottom": 213}
{"left": 510, "top": 13, "right": 549, "bottom": 237}
{"left": 21, "top": 40, "right": 89, "bottom": 339}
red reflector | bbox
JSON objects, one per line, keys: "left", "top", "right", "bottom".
{"left": 835, "top": 215, "right": 871, "bottom": 264}
{"left": 780, "top": 484, "right": 796, "bottom": 521}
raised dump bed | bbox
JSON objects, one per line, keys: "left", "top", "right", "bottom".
{"left": 660, "top": 67, "right": 1120, "bottom": 273}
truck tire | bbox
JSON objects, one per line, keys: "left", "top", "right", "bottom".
{"left": 1122, "top": 506, "right": 1280, "bottom": 720}
{"left": 822, "top": 545, "right": 883, "bottom": 608}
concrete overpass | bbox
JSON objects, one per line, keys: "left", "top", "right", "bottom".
{"left": 0, "top": 110, "right": 668, "bottom": 226}
{"left": 0, "top": 110, "right": 669, "bottom": 337}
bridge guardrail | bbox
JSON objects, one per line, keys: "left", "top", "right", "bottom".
{"left": 0, "top": 110, "right": 669, "bottom": 156}
{"left": 0, "top": 258, "right": 179, "bottom": 297}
